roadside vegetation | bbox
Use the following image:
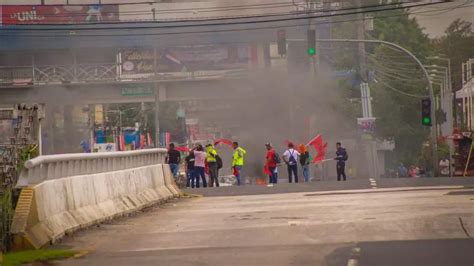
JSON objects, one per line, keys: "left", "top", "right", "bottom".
{"left": 2, "top": 249, "right": 77, "bottom": 266}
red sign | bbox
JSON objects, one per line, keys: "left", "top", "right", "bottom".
{"left": 1, "top": 5, "right": 118, "bottom": 25}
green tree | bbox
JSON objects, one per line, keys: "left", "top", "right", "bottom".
{"left": 434, "top": 19, "right": 473, "bottom": 91}
{"left": 331, "top": 7, "right": 436, "bottom": 166}
{"left": 369, "top": 10, "right": 435, "bottom": 165}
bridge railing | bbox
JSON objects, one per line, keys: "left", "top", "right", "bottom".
{"left": 0, "top": 63, "right": 248, "bottom": 86}
{"left": 17, "top": 148, "right": 167, "bottom": 186}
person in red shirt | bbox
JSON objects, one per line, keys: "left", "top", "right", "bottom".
{"left": 265, "top": 143, "right": 278, "bottom": 185}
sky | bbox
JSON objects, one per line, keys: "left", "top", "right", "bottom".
{"left": 411, "top": 1, "right": 474, "bottom": 38}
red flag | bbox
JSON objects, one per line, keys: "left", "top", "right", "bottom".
{"left": 214, "top": 138, "right": 233, "bottom": 147}
{"left": 307, "top": 135, "right": 328, "bottom": 163}
{"left": 263, "top": 165, "right": 272, "bottom": 176}
{"left": 140, "top": 134, "right": 145, "bottom": 149}
{"left": 175, "top": 146, "right": 190, "bottom": 152}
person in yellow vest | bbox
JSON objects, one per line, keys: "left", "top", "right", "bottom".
{"left": 232, "top": 142, "right": 247, "bottom": 186}
{"left": 206, "top": 144, "right": 219, "bottom": 187}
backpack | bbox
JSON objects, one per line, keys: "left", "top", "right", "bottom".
{"left": 216, "top": 154, "right": 223, "bottom": 169}
{"left": 343, "top": 149, "right": 349, "bottom": 161}
{"left": 288, "top": 150, "right": 297, "bottom": 165}
{"left": 273, "top": 152, "right": 282, "bottom": 164}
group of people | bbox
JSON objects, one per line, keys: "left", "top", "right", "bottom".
{"left": 397, "top": 163, "right": 428, "bottom": 178}
{"left": 167, "top": 142, "right": 247, "bottom": 188}
{"left": 167, "top": 140, "right": 349, "bottom": 187}
{"left": 264, "top": 142, "right": 348, "bottom": 186}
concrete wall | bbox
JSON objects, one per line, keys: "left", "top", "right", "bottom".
{"left": 12, "top": 164, "right": 180, "bottom": 250}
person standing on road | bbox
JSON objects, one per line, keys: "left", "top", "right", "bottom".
{"left": 166, "top": 143, "right": 181, "bottom": 177}
{"left": 265, "top": 143, "right": 278, "bottom": 186}
{"left": 439, "top": 158, "right": 450, "bottom": 177}
{"left": 232, "top": 142, "right": 247, "bottom": 186}
{"left": 334, "top": 142, "right": 348, "bottom": 181}
{"left": 398, "top": 163, "right": 408, "bottom": 177}
{"left": 185, "top": 150, "right": 196, "bottom": 188}
{"left": 193, "top": 144, "right": 207, "bottom": 188}
{"left": 299, "top": 144, "right": 311, "bottom": 182}
{"left": 283, "top": 142, "right": 300, "bottom": 183}
{"left": 206, "top": 144, "right": 220, "bottom": 187}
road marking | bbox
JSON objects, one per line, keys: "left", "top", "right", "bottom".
{"left": 347, "top": 246, "right": 361, "bottom": 266}
{"left": 288, "top": 220, "right": 303, "bottom": 226}
{"left": 347, "top": 259, "right": 358, "bottom": 266}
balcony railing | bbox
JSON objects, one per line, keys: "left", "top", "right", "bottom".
{"left": 0, "top": 63, "right": 248, "bottom": 86}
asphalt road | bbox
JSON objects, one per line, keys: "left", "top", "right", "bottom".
{"left": 56, "top": 183, "right": 474, "bottom": 266}
{"left": 183, "top": 177, "right": 474, "bottom": 197}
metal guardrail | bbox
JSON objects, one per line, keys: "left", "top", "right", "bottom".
{"left": 0, "top": 64, "right": 248, "bottom": 86}
{"left": 18, "top": 148, "right": 167, "bottom": 186}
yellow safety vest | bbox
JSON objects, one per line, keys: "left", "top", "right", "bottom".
{"left": 206, "top": 146, "right": 218, "bottom": 162}
{"left": 232, "top": 147, "right": 246, "bottom": 166}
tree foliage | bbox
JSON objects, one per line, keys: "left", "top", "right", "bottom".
{"left": 433, "top": 19, "right": 473, "bottom": 91}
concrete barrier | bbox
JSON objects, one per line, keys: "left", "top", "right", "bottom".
{"left": 163, "top": 164, "right": 181, "bottom": 197}
{"left": 11, "top": 163, "right": 179, "bottom": 250}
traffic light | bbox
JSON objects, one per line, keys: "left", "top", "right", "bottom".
{"left": 421, "top": 98, "right": 432, "bottom": 126}
{"left": 277, "top": 29, "right": 286, "bottom": 56}
{"left": 307, "top": 29, "right": 316, "bottom": 56}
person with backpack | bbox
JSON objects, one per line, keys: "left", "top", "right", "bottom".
{"left": 232, "top": 142, "right": 247, "bottom": 186}
{"left": 334, "top": 142, "right": 348, "bottom": 181}
{"left": 265, "top": 143, "right": 279, "bottom": 186}
{"left": 298, "top": 144, "right": 311, "bottom": 182}
{"left": 283, "top": 142, "right": 300, "bottom": 183}
{"left": 206, "top": 144, "right": 220, "bottom": 187}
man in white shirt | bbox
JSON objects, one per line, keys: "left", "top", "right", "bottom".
{"left": 283, "top": 142, "right": 300, "bottom": 183}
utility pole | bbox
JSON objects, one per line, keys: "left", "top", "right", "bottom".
{"left": 153, "top": 47, "right": 160, "bottom": 148}
{"left": 356, "top": 0, "right": 378, "bottom": 179}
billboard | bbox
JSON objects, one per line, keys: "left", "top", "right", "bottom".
{"left": 1, "top": 5, "right": 119, "bottom": 25}
{"left": 119, "top": 45, "right": 249, "bottom": 78}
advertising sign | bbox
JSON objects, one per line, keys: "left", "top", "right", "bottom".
{"left": 94, "top": 143, "right": 116, "bottom": 153}
{"left": 357, "top": 117, "right": 376, "bottom": 140}
{"left": 121, "top": 85, "right": 154, "bottom": 96}
{"left": 1, "top": 5, "right": 119, "bottom": 25}
{"left": 119, "top": 45, "right": 249, "bottom": 78}
{"left": 120, "top": 49, "right": 154, "bottom": 78}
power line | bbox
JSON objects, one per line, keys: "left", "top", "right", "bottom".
{"left": 0, "top": 2, "right": 462, "bottom": 39}
{"left": 1, "top": 1, "right": 154, "bottom": 6}
{"left": 1, "top": 1, "right": 299, "bottom": 18}
{"left": 0, "top": 0, "right": 396, "bottom": 20}
{"left": 373, "top": 74, "right": 429, "bottom": 98}
{"left": 368, "top": 58, "right": 423, "bottom": 76}
{"left": 0, "top": 1, "right": 448, "bottom": 30}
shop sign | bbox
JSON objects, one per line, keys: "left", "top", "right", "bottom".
{"left": 121, "top": 85, "right": 154, "bottom": 96}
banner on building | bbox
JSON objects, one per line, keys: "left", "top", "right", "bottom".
{"left": 120, "top": 49, "right": 155, "bottom": 78}
{"left": 93, "top": 143, "right": 116, "bottom": 153}
{"left": 1, "top": 5, "right": 119, "bottom": 25}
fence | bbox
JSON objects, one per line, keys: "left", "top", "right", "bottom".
{"left": 0, "top": 64, "right": 248, "bottom": 86}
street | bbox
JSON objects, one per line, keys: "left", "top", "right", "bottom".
{"left": 56, "top": 179, "right": 474, "bottom": 266}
